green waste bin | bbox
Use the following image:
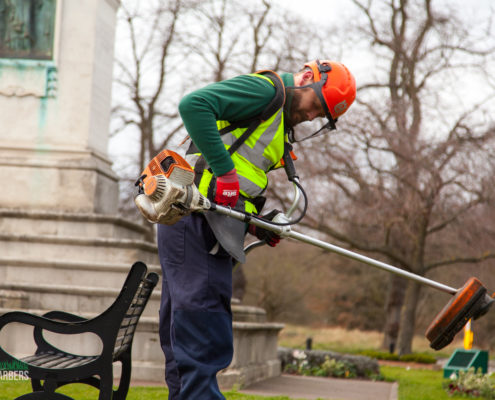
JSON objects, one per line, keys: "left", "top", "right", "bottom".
{"left": 443, "top": 349, "right": 489, "bottom": 378}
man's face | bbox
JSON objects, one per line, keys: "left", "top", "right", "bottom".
{"left": 286, "top": 87, "right": 325, "bottom": 127}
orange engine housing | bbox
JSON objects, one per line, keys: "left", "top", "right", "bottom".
{"left": 139, "top": 150, "right": 195, "bottom": 197}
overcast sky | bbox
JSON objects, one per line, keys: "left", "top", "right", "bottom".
{"left": 271, "top": 0, "right": 494, "bottom": 89}
{"left": 272, "top": 0, "right": 345, "bottom": 25}
{"left": 274, "top": 0, "right": 494, "bottom": 26}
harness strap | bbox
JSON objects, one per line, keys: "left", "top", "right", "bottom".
{"left": 221, "top": 71, "right": 285, "bottom": 157}
{"left": 193, "top": 155, "right": 208, "bottom": 186}
{"left": 226, "top": 119, "right": 260, "bottom": 156}
{"left": 257, "top": 71, "right": 286, "bottom": 121}
{"left": 217, "top": 70, "right": 286, "bottom": 135}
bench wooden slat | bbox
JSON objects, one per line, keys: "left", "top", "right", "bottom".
{"left": 21, "top": 351, "right": 57, "bottom": 364}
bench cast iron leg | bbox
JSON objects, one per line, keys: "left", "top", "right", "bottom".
{"left": 112, "top": 351, "right": 132, "bottom": 400}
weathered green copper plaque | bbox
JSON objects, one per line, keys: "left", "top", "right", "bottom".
{"left": 0, "top": 0, "right": 56, "bottom": 60}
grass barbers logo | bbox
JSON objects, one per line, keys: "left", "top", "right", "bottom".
{"left": 0, "top": 359, "right": 30, "bottom": 380}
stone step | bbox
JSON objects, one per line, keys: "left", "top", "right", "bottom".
{"left": 230, "top": 303, "right": 268, "bottom": 323}
{"left": 0, "top": 307, "right": 283, "bottom": 386}
{"left": 0, "top": 282, "right": 161, "bottom": 318}
{"left": 0, "top": 258, "right": 161, "bottom": 289}
{"left": 0, "top": 209, "right": 151, "bottom": 241}
{"left": 0, "top": 233, "right": 159, "bottom": 266}
{"left": 0, "top": 281, "right": 271, "bottom": 324}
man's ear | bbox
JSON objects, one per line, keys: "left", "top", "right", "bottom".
{"left": 299, "top": 69, "right": 314, "bottom": 86}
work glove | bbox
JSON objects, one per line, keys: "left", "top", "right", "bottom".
{"left": 215, "top": 168, "right": 239, "bottom": 208}
{"left": 248, "top": 209, "right": 282, "bottom": 247}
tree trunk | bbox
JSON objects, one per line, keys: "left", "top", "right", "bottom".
{"left": 381, "top": 274, "right": 407, "bottom": 353}
{"left": 397, "top": 280, "right": 422, "bottom": 355}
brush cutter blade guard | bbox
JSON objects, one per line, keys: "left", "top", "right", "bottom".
{"left": 425, "top": 277, "right": 494, "bottom": 350}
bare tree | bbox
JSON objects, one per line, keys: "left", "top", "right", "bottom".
{"left": 180, "top": 0, "right": 245, "bottom": 82}
{"left": 110, "top": 0, "right": 337, "bottom": 251}
{"left": 110, "top": 1, "right": 495, "bottom": 350}
{"left": 113, "top": 0, "right": 193, "bottom": 166}
{"left": 111, "top": 0, "right": 320, "bottom": 221}
{"left": 111, "top": 0, "right": 196, "bottom": 228}
{"left": 243, "top": 241, "right": 328, "bottom": 322}
{"left": 272, "top": 0, "right": 495, "bottom": 354}
{"left": 181, "top": 0, "right": 318, "bottom": 79}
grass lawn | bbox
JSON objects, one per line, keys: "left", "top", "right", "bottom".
{"left": 278, "top": 324, "right": 459, "bottom": 359}
{"left": 0, "top": 367, "right": 475, "bottom": 400}
{"left": 0, "top": 381, "right": 300, "bottom": 400}
{"left": 381, "top": 366, "right": 470, "bottom": 400}
{"left": 2, "top": 325, "right": 489, "bottom": 399}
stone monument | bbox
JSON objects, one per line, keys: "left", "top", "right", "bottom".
{"left": 0, "top": 0, "right": 282, "bottom": 388}
{"left": 0, "top": 0, "right": 118, "bottom": 213}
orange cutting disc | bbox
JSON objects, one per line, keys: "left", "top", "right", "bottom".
{"left": 425, "top": 277, "right": 493, "bottom": 350}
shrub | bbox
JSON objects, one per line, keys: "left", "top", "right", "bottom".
{"left": 278, "top": 347, "right": 380, "bottom": 379}
{"left": 284, "top": 356, "right": 357, "bottom": 379}
{"left": 283, "top": 351, "right": 359, "bottom": 379}
{"left": 357, "top": 350, "right": 436, "bottom": 364}
{"left": 444, "top": 368, "right": 495, "bottom": 399}
{"left": 319, "top": 357, "right": 357, "bottom": 378}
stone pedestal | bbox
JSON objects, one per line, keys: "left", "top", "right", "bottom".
{"left": 0, "top": 0, "right": 283, "bottom": 389}
{"left": 0, "top": 0, "right": 120, "bottom": 214}
{"left": 0, "top": 0, "right": 163, "bottom": 384}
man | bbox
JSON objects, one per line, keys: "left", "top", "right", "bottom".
{"left": 157, "top": 60, "right": 356, "bottom": 399}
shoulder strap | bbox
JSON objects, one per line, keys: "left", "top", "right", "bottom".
{"left": 255, "top": 70, "right": 286, "bottom": 121}
{"left": 226, "top": 119, "right": 261, "bottom": 155}
{"left": 218, "top": 70, "right": 286, "bottom": 135}
{"left": 225, "top": 71, "right": 285, "bottom": 156}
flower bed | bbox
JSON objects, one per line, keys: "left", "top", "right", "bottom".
{"left": 278, "top": 347, "right": 380, "bottom": 379}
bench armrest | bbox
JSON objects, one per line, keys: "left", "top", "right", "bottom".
{"left": 33, "top": 311, "right": 91, "bottom": 354}
{"left": 0, "top": 311, "right": 106, "bottom": 360}
{"left": 42, "top": 310, "right": 88, "bottom": 323}
{"left": 0, "top": 311, "right": 95, "bottom": 336}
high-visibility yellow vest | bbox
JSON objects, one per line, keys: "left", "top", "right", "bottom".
{"left": 194, "top": 72, "right": 286, "bottom": 214}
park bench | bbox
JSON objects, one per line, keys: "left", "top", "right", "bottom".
{"left": 0, "top": 261, "right": 159, "bottom": 400}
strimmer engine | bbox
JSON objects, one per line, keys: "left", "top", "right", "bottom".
{"left": 134, "top": 150, "right": 210, "bottom": 225}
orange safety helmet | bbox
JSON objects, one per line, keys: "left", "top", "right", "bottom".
{"left": 287, "top": 60, "right": 356, "bottom": 142}
{"left": 304, "top": 60, "right": 356, "bottom": 123}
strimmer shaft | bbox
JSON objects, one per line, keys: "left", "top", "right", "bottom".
{"left": 210, "top": 204, "right": 458, "bottom": 296}
{"left": 288, "top": 230, "right": 457, "bottom": 295}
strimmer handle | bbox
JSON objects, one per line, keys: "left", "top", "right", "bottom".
{"left": 282, "top": 142, "right": 298, "bottom": 182}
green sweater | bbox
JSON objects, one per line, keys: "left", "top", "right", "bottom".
{"left": 178, "top": 72, "right": 294, "bottom": 176}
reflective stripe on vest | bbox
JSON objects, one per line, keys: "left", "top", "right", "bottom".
{"left": 221, "top": 109, "right": 283, "bottom": 171}
{"left": 197, "top": 73, "right": 285, "bottom": 211}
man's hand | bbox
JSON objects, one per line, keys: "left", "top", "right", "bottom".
{"left": 248, "top": 209, "right": 282, "bottom": 247}
{"left": 215, "top": 168, "right": 239, "bottom": 207}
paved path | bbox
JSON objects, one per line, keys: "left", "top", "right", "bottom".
{"left": 239, "top": 374, "right": 398, "bottom": 400}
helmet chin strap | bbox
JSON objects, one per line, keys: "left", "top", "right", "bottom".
{"left": 287, "top": 120, "right": 336, "bottom": 143}
{"left": 286, "top": 82, "right": 337, "bottom": 143}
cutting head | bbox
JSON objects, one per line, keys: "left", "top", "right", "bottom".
{"left": 425, "top": 277, "right": 494, "bottom": 350}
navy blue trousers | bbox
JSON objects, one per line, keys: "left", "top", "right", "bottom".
{"left": 157, "top": 214, "right": 234, "bottom": 400}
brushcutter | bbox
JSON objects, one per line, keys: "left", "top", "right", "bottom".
{"left": 134, "top": 149, "right": 494, "bottom": 350}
